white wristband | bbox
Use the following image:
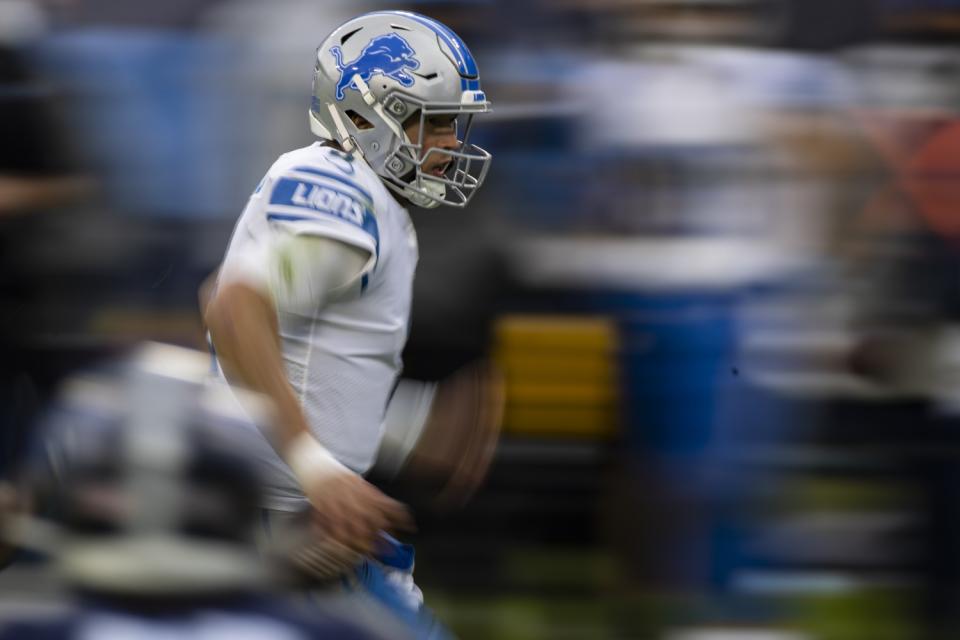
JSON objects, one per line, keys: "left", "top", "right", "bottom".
{"left": 285, "top": 431, "right": 351, "bottom": 489}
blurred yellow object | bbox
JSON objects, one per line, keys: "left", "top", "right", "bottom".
{"left": 494, "top": 315, "right": 619, "bottom": 439}
{"left": 495, "top": 315, "right": 616, "bottom": 351}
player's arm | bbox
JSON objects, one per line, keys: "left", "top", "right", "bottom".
{"left": 204, "top": 234, "right": 410, "bottom": 554}
{"left": 377, "top": 361, "right": 504, "bottom": 507}
{"left": 204, "top": 277, "right": 307, "bottom": 445}
{"left": 205, "top": 233, "right": 367, "bottom": 436}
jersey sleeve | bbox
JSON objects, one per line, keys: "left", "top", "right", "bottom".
{"left": 262, "top": 163, "right": 380, "bottom": 261}
{"left": 217, "top": 158, "right": 379, "bottom": 310}
{"left": 269, "top": 234, "right": 371, "bottom": 313}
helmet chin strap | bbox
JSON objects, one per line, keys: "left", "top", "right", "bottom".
{"left": 325, "top": 102, "right": 361, "bottom": 157}
{"left": 381, "top": 177, "right": 443, "bottom": 209}
{"left": 405, "top": 180, "right": 445, "bottom": 208}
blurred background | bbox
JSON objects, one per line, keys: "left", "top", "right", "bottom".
{"left": 3, "top": 0, "right": 960, "bottom": 637}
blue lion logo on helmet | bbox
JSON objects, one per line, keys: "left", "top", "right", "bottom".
{"left": 330, "top": 33, "right": 421, "bottom": 102}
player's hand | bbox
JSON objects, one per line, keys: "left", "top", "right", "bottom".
{"left": 304, "top": 470, "right": 414, "bottom": 557}
{"left": 406, "top": 360, "right": 505, "bottom": 508}
{"left": 286, "top": 433, "right": 414, "bottom": 557}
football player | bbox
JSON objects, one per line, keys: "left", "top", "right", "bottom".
{"left": 202, "top": 10, "right": 500, "bottom": 637}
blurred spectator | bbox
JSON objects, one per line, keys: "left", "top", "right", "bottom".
{"left": 0, "top": 0, "right": 92, "bottom": 482}
{"left": 0, "top": 0, "right": 87, "bottom": 218}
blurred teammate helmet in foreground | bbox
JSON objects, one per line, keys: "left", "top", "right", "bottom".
{"left": 25, "top": 343, "right": 273, "bottom": 596}
{"left": 310, "top": 11, "right": 492, "bottom": 209}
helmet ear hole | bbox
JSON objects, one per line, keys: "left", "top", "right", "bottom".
{"left": 345, "top": 110, "right": 374, "bottom": 130}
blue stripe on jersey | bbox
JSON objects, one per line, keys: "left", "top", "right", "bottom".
{"left": 291, "top": 166, "right": 372, "bottom": 203}
{"left": 266, "top": 213, "right": 313, "bottom": 222}
{"left": 383, "top": 11, "right": 480, "bottom": 91}
{"left": 267, "top": 178, "right": 380, "bottom": 253}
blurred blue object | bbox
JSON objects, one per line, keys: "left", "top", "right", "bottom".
{"left": 36, "top": 30, "right": 236, "bottom": 218}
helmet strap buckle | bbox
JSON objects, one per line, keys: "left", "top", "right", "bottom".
{"left": 326, "top": 102, "right": 363, "bottom": 158}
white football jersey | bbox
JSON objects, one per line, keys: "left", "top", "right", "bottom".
{"left": 212, "top": 141, "right": 419, "bottom": 511}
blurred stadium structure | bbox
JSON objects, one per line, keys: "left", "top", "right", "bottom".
{"left": 2, "top": 0, "right": 960, "bottom": 637}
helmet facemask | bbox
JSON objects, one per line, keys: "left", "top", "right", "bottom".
{"left": 312, "top": 86, "right": 491, "bottom": 209}
{"left": 378, "top": 95, "right": 491, "bottom": 209}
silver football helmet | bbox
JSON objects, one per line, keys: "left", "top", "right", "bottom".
{"left": 310, "top": 11, "right": 492, "bottom": 209}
